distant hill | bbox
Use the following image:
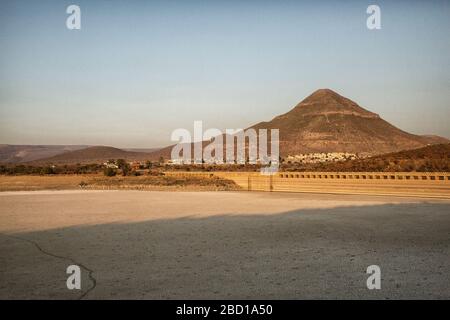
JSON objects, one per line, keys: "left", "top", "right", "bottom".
{"left": 250, "top": 89, "right": 449, "bottom": 155}
{"left": 122, "top": 148, "right": 161, "bottom": 153}
{"left": 298, "top": 143, "right": 450, "bottom": 172}
{"left": 4, "top": 89, "right": 448, "bottom": 164}
{"left": 0, "top": 145, "right": 88, "bottom": 163}
{"left": 147, "top": 89, "right": 449, "bottom": 161}
{"left": 30, "top": 146, "right": 156, "bottom": 165}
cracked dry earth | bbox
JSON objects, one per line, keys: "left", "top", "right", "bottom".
{"left": 3, "top": 234, "right": 96, "bottom": 299}
{"left": 1, "top": 190, "right": 450, "bottom": 299}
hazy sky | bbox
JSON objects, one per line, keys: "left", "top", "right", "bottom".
{"left": 1, "top": 0, "right": 449, "bottom": 148}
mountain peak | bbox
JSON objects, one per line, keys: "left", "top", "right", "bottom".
{"left": 249, "top": 88, "right": 449, "bottom": 155}
{"left": 309, "top": 88, "right": 340, "bottom": 97}
{"left": 291, "top": 88, "right": 379, "bottom": 119}
{"left": 303, "top": 88, "right": 344, "bottom": 103}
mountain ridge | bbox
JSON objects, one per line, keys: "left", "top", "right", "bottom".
{"left": 27, "top": 146, "right": 156, "bottom": 165}
{"left": 3, "top": 89, "right": 448, "bottom": 164}
{"left": 250, "top": 88, "right": 448, "bottom": 155}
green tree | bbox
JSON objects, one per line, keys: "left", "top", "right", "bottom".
{"left": 103, "top": 167, "right": 117, "bottom": 177}
{"left": 121, "top": 163, "right": 130, "bottom": 176}
{"left": 40, "top": 166, "right": 54, "bottom": 175}
{"left": 115, "top": 159, "right": 130, "bottom": 176}
{"left": 116, "top": 159, "right": 126, "bottom": 168}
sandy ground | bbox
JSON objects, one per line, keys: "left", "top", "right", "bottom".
{"left": 0, "top": 190, "right": 449, "bottom": 299}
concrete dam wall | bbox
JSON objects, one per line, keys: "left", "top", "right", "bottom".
{"left": 165, "top": 171, "right": 450, "bottom": 198}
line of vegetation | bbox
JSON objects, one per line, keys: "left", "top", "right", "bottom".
{"left": 1, "top": 144, "right": 449, "bottom": 174}
{"left": 0, "top": 163, "right": 103, "bottom": 175}
{"left": 86, "top": 175, "right": 240, "bottom": 190}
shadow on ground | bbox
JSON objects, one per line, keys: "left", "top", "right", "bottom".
{"left": 1, "top": 202, "right": 449, "bottom": 299}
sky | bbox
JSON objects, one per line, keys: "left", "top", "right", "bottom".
{"left": 1, "top": 0, "right": 449, "bottom": 148}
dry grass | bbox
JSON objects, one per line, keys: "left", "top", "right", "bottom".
{"left": 0, "top": 175, "right": 91, "bottom": 191}
{"left": 85, "top": 175, "right": 241, "bottom": 191}
{"left": 0, "top": 174, "right": 240, "bottom": 192}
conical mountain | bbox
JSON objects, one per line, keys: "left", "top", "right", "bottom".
{"left": 251, "top": 89, "right": 448, "bottom": 155}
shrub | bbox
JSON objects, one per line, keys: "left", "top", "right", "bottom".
{"left": 79, "top": 181, "right": 88, "bottom": 188}
{"left": 116, "top": 159, "right": 126, "bottom": 168}
{"left": 40, "top": 166, "right": 55, "bottom": 175}
{"left": 121, "top": 164, "right": 130, "bottom": 176}
{"left": 103, "top": 167, "right": 117, "bottom": 177}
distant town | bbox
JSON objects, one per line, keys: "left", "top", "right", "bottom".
{"left": 285, "top": 152, "right": 358, "bottom": 164}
